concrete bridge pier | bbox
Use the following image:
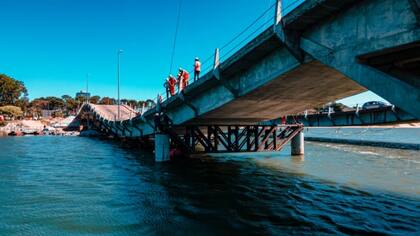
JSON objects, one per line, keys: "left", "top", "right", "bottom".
{"left": 155, "top": 133, "right": 170, "bottom": 162}
{"left": 291, "top": 131, "right": 304, "bottom": 155}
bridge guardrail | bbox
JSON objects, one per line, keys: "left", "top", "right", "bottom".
{"left": 151, "top": 0, "right": 305, "bottom": 108}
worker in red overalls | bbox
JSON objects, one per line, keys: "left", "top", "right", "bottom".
{"left": 166, "top": 75, "right": 177, "bottom": 97}
{"left": 177, "top": 68, "right": 190, "bottom": 92}
{"left": 193, "top": 57, "right": 201, "bottom": 82}
{"left": 281, "top": 116, "right": 286, "bottom": 125}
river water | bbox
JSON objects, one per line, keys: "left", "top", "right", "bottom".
{"left": 0, "top": 136, "right": 419, "bottom": 235}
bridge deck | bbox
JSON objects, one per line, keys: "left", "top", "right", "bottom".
{"left": 90, "top": 104, "right": 137, "bottom": 121}
{"left": 75, "top": 0, "right": 420, "bottom": 138}
{"left": 191, "top": 61, "right": 364, "bottom": 124}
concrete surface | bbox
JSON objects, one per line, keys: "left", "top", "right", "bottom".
{"left": 76, "top": 0, "right": 420, "bottom": 139}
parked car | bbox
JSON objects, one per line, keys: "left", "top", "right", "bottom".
{"left": 362, "top": 101, "right": 387, "bottom": 110}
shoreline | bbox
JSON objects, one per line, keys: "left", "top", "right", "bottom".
{"left": 306, "top": 137, "right": 420, "bottom": 150}
{"left": 305, "top": 121, "right": 420, "bottom": 128}
{"left": 0, "top": 117, "right": 78, "bottom": 137}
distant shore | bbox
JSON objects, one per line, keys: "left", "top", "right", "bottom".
{"left": 0, "top": 117, "right": 78, "bottom": 137}
{"left": 307, "top": 121, "right": 420, "bottom": 128}
{"left": 305, "top": 123, "right": 420, "bottom": 150}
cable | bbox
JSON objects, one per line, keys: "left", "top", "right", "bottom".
{"left": 220, "top": 17, "right": 274, "bottom": 61}
{"left": 219, "top": 1, "right": 277, "bottom": 51}
{"left": 163, "top": 0, "right": 305, "bottom": 91}
{"left": 219, "top": 0, "right": 304, "bottom": 60}
{"left": 169, "top": 0, "right": 183, "bottom": 75}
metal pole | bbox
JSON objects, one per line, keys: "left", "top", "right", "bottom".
{"left": 117, "top": 49, "right": 123, "bottom": 120}
{"left": 86, "top": 73, "right": 90, "bottom": 104}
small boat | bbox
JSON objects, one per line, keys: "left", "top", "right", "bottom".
{"left": 22, "top": 129, "right": 40, "bottom": 135}
{"left": 8, "top": 131, "right": 23, "bottom": 136}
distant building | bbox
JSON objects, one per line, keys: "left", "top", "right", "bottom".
{"left": 76, "top": 90, "right": 90, "bottom": 100}
{"left": 41, "top": 109, "right": 61, "bottom": 118}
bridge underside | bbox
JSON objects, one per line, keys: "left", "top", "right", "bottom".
{"left": 189, "top": 61, "right": 365, "bottom": 125}
{"left": 358, "top": 41, "right": 420, "bottom": 88}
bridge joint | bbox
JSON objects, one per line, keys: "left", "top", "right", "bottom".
{"left": 274, "top": 23, "right": 305, "bottom": 63}
{"left": 213, "top": 68, "right": 240, "bottom": 98}
{"left": 179, "top": 91, "right": 199, "bottom": 117}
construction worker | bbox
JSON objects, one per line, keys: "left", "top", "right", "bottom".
{"left": 281, "top": 116, "right": 286, "bottom": 125}
{"left": 177, "top": 68, "right": 190, "bottom": 91}
{"left": 166, "top": 75, "right": 177, "bottom": 97}
{"left": 194, "top": 57, "right": 201, "bottom": 82}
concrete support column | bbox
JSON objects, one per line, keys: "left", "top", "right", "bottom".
{"left": 291, "top": 131, "right": 304, "bottom": 155}
{"left": 155, "top": 134, "right": 170, "bottom": 162}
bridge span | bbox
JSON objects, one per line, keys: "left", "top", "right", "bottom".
{"left": 74, "top": 0, "right": 420, "bottom": 161}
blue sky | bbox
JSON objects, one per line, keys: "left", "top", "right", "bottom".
{"left": 0, "top": 0, "right": 386, "bottom": 106}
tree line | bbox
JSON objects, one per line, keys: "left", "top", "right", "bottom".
{"left": 0, "top": 73, "right": 155, "bottom": 118}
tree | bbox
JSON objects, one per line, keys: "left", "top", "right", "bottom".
{"left": 0, "top": 74, "right": 28, "bottom": 106}
{"left": 0, "top": 105, "right": 23, "bottom": 118}
{"left": 137, "top": 100, "right": 146, "bottom": 107}
{"left": 75, "top": 95, "right": 86, "bottom": 104}
{"left": 44, "top": 96, "right": 65, "bottom": 110}
{"left": 15, "top": 97, "right": 30, "bottom": 115}
{"left": 145, "top": 99, "right": 156, "bottom": 108}
{"left": 99, "top": 97, "right": 116, "bottom": 105}
{"left": 89, "top": 95, "right": 101, "bottom": 104}
{"left": 120, "top": 99, "right": 128, "bottom": 104}
{"left": 29, "top": 98, "right": 49, "bottom": 116}
{"left": 127, "top": 99, "right": 138, "bottom": 108}
{"left": 62, "top": 95, "right": 79, "bottom": 114}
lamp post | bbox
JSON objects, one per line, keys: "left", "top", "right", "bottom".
{"left": 86, "top": 73, "right": 90, "bottom": 104}
{"left": 117, "top": 49, "right": 123, "bottom": 120}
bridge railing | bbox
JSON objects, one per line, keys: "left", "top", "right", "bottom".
{"left": 150, "top": 0, "right": 305, "bottom": 112}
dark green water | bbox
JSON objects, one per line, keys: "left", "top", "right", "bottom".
{"left": 0, "top": 136, "right": 419, "bottom": 235}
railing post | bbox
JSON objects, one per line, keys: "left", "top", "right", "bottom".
{"left": 141, "top": 103, "right": 145, "bottom": 115}
{"left": 156, "top": 94, "right": 161, "bottom": 113}
{"left": 274, "top": 0, "right": 282, "bottom": 25}
{"left": 213, "top": 48, "right": 220, "bottom": 70}
{"left": 328, "top": 106, "right": 333, "bottom": 119}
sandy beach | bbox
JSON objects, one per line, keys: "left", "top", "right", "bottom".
{"left": 0, "top": 117, "right": 77, "bottom": 136}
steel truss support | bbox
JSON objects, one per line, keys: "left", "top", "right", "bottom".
{"left": 169, "top": 124, "right": 303, "bottom": 154}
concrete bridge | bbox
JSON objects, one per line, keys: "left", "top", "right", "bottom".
{"left": 277, "top": 106, "right": 417, "bottom": 126}
{"left": 74, "top": 0, "right": 420, "bottom": 161}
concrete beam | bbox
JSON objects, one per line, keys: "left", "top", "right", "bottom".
{"left": 179, "top": 92, "right": 199, "bottom": 116}
{"left": 274, "top": 24, "right": 305, "bottom": 62}
{"left": 409, "top": 0, "right": 420, "bottom": 23}
{"left": 214, "top": 69, "right": 239, "bottom": 98}
{"left": 301, "top": 36, "right": 420, "bottom": 119}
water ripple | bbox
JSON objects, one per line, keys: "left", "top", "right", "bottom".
{"left": 0, "top": 136, "right": 419, "bottom": 235}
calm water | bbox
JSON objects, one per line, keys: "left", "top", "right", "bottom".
{"left": 306, "top": 127, "right": 420, "bottom": 145}
{"left": 0, "top": 136, "right": 419, "bottom": 235}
